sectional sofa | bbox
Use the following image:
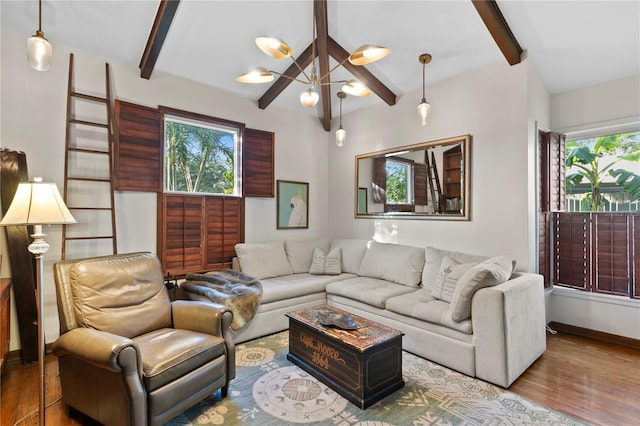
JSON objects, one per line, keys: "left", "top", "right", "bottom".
{"left": 194, "top": 238, "right": 546, "bottom": 388}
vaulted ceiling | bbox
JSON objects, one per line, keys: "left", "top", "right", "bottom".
{"left": 1, "top": 1, "right": 638, "bottom": 130}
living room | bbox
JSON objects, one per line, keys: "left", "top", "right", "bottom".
{"left": 1, "top": 1, "right": 639, "bottom": 425}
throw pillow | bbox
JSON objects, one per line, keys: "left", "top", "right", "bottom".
{"left": 449, "top": 255, "right": 514, "bottom": 322}
{"left": 358, "top": 241, "right": 425, "bottom": 287}
{"left": 422, "top": 246, "right": 488, "bottom": 291}
{"left": 234, "top": 241, "right": 293, "bottom": 279}
{"left": 309, "top": 247, "right": 342, "bottom": 275}
{"left": 431, "top": 256, "right": 477, "bottom": 302}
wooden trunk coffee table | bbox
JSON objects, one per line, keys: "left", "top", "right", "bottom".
{"left": 286, "top": 305, "right": 404, "bottom": 409}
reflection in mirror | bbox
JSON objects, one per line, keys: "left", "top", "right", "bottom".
{"left": 355, "top": 135, "right": 470, "bottom": 220}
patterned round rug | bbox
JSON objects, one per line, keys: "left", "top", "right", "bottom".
{"left": 167, "top": 331, "right": 585, "bottom": 426}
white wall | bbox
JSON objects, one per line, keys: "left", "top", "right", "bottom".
{"left": 548, "top": 74, "right": 640, "bottom": 340}
{"left": 327, "top": 59, "right": 533, "bottom": 271}
{"left": 0, "top": 28, "right": 329, "bottom": 348}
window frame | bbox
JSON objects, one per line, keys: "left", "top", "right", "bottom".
{"left": 160, "top": 106, "right": 244, "bottom": 197}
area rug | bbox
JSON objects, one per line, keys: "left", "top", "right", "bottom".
{"left": 167, "top": 331, "right": 584, "bottom": 426}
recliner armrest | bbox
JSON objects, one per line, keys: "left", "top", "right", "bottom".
{"left": 52, "top": 327, "right": 141, "bottom": 373}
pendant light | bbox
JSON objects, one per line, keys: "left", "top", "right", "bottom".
{"left": 417, "top": 53, "right": 432, "bottom": 126}
{"left": 335, "top": 91, "right": 346, "bottom": 147}
{"left": 27, "top": 0, "right": 52, "bottom": 71}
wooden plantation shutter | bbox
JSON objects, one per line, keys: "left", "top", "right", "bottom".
{"left": 634, "top": 215, "right": 640, "bottom": 298}
{"left": 243, "top": 128, "right": 274, "bottom": 197}
{"left": 538, "top": 130, "right": 565, "bottom": 287}
{"left": 552, "top": 212, "right": 589, "bottom": 290}
{"left": 414, "top": 163, "right": 428, "bottom": 205}
{"left": 372, "top": 157, "right": 386, "bottom": 203}
{"left": 114, "top": 100, "right": 162, "bottom": 192}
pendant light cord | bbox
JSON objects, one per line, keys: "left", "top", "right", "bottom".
{"left": 421, "top": 62, "right": 426, "bottom": 103}
{"left": 339, "top": 96, "right": 343, "bottom": 127}
{"left": 38, "top": 0, "right": 42, "bottom": 32}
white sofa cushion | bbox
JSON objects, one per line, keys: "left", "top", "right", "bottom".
{"left": 450, "top": 255, "right": 514, "bottom": 321}
{"left": 422, "top": 246, "right": 488, "bottom": 291}
{"left": 329, "top": 239, "right": 369, "bottom": 274}
{"left": 358, "top": 241, "right": 425, "bottom": 287}
{"left": 309, "top": 247, "right": 342, "bottom": 275}
{"left": 234, "top": 241, "right": 293, "bottom": 279}
{"left": 285, "top": 239, "right": 330, "bottom": 273}
{"left": 386, "top": 289, "right": 473, "bottom": 334}
{"left": 326, "top": 276, "right": 417, "bottom": 308}
{"left": 431, "top": 256, "right": 477, "bottom": 302}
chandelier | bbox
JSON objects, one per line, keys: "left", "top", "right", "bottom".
{"left": 236, "top": 1, "right": 390, "bottom": 109}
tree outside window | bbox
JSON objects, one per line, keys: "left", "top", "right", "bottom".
{"left": 386, "top": 160, "right": 413, "bottom": 204}
{"left": 164, "top": 115, "right": 241, "bottom": 196}
{"left": 565, "top": 131, "right": 640, "bottom": 212}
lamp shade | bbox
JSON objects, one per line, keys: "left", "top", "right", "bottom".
{"left": 27, "top": 31, "right": 52, "bottom": 72}
{"left": 236, "top": 67, "right": 275, "bottom": 83}
{"left": 341, "top": 80, "right": 371, "bottom": 97}
{"left": 335, "top": 127, "right": 346, "bottom": 147}
{"left": 348, "top": 45, "right": 390, "bottom": 66}
{"left": 417, "top": 101, "right": 431, "bottom": 126}
{"left": 255, "top": 36, "right": 292, "bottom": 59}
{"left": 0, "top": 178, "right": 76, "bottom": 226}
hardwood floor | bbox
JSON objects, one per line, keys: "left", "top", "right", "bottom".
{"left": 2, "top": 331, "right": 639, "bottom": 426}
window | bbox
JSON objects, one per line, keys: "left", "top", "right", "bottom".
{"left": 539, "top": 129, "right": 640, "bottom": 298}
{"left": 565, "top": 131, "right": 640, "bottom": 212}
{"left": 164, "top": 113, "right": 242, "bottom": 196}
{"left": 385, "top": 159, "right": 413, "bottom": 204}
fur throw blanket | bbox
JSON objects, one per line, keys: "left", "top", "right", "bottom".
{"left": 183, "top": 270, "right": 262, "bottom": 331}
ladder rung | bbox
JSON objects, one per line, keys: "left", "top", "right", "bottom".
{"left": 71, "top": 92, "right": 107, "bottom": 103}
{"left": 65, "top": 236, "right": 114, "bottom": 241}
{"left": 68, "top": 147, "right": 109, "bottom": 155}
{"left": 67, "top": 177, "right": 111, "bottom": 183}
{"left": 69, "top": 119, "right": 108, "bottom": 128}
{"left": 68, "top": 207, "right": 113, "bottom": 211}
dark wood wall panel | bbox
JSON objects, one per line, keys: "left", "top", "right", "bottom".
{"left": 114, "top": 100, "right": 162, "bottom": 192}
{"left": 372, "top": 157, "right": 386, "bottom": 203}
{"left": 243, "top": 128, "right": 275, "bottom": 197}
{"left": 414, "top": 163, "right": 427, "bottom": 205}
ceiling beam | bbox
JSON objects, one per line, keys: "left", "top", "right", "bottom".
{"left": 471, "top": 0, "right": 522, "bottom": 66}
{"left": 139, "top": 0, "right": 181, "bottom": 79}
{"left": 258, "top": 43, "right": 316, "bottom": 110}
{"left": 327, "top": 37, "right": 397, "bottom": 106}
{"left": 314, "top": 0, "right": 331, "bottom": 131}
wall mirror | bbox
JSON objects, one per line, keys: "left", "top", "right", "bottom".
{"left": 355, "top": 134, "right": 471, "bottom": 220}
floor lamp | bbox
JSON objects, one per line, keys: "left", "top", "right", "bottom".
{"left": 0, "top": 177, "right": 76, "bottom": 426}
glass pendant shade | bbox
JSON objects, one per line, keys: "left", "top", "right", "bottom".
{"left": 341, "top": 80, "right": 371, "bottom": 97}
{"left": 255, "top": 36, "right": 292, "bottom": 59}
{"left": 348, "top": 45, "right": 390, "bottom": 66}
{"left": 335, "top": 126, "right": 346, "bottom": 147}
{"left": 300, "top": 88, "right": 319, "bottom": 108}
{"left": 417, "top": 100, "right": 431, "bottom": 126}
{"left": 27, "top": 31, "right": 52, "bottom": 71}
{"left": 236, "top": 67, "right": 274, "bottom": 83}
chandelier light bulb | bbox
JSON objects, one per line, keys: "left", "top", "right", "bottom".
{"left": 300, "top": 88, "right": 319, "bottom": 108}
{"left": 336, "top": 126, "right": 346, "bottom": 147}
{"left": 417, "top": 100, "right": 431, "bottom": 126}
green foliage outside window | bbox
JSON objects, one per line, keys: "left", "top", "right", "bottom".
{"left": 164, "top": 117, "right": 239, "bottom": 195}
{"left": 386, "top": 161, "right": 409, "bottom": 204}
{"left": 565, "top": 131, "right": 640, "bottom": 211}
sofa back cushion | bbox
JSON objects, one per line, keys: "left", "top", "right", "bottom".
{"left": 285, "top": 239, "right": 330, "bottom": 273}
{"left": 70, "top": 252, "right": 171, "bottom": 338}
{"left": 235, "top": 241, "right": 293, "bottom": 279}
{"left": 329, "top": 239, "right": 369, "bottom": 274}
{"left": 422, "top": 246, "right": 488, "bottom": 291}
{"left": 431, "top": 256, "right": 477, "bottom": 302}
{"left": 358, "top": 241, "right": 425, "bottom": 287}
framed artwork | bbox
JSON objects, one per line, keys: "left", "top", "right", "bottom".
{"left": 357, "top": 187, "right": 368, "bottom": 214}
{"left": 277, "top": 180, "right": 309, "bottom": 229}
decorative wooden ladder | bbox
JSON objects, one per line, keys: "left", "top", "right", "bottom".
{"left": 425, "top": 150, "right": 443, "bottom": 213}
{"left": 62, "top": 53, "right": 117, "bottom": 260}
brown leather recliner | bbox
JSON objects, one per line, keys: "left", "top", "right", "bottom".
{"left": 52, "top": 252, "right": 235, "bottom": 426}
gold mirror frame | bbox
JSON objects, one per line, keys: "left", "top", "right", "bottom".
{"left": 355, "top": 134, "right": 471, "bottom": 220}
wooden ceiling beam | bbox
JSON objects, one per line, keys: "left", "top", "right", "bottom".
{"left": 257, "top": 42, "right": 316, "bottom": 110}
{"left": 139, "top": 0, "right": 181, "bottom": 79}
{"left": 327, "top": 36, "right": 397, "bottom": 106}
{"left": 314, "top": 0, "right": 331, "bottom": 131}
{"left": 471, "top": 0, "right": 522, "bottom": 66}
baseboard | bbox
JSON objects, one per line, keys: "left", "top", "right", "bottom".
{"left": 548, "top": 321, "right": 640, "bottom": 350}
{"left": 3, "top": 343, "right": 55, "bottom": 367}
